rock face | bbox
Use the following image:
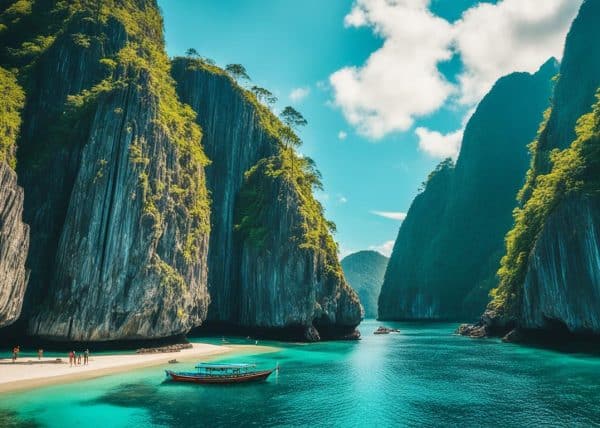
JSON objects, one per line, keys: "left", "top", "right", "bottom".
{"left": 378, "top": 61, "right": 557, "bottom": 321}
{"left": 1, "top": 0, "right": 211, "bottom": 341}
{"left": 0, "top": 1, "right": 358, "bottom": 342}
{"left": 171, "top": 59, "right": 277, "bottom": 323}
{"left": 0, "top": 66, "right": 28, "bottom": 328}
{"left": 0, "top": 163, "right": 29, "bottom": 328}
{"left": 341, "top": 251, "right": 389, "bottom": 318}
{"left": 520, "top": 196, "right": 600, "bottom": 333}
{"left": 172, "top": 60, "right": 363, "bottom": 340}
{"left": 465, "top": 0, "right": 600, "bottom": 338}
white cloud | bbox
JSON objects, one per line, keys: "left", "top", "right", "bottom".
{"left": 369, "top": 240, "right": 395, "bottom": 257}
{"left": 338, "top": 195, "right": 348, "bottom": 204}
{"left": 415, "top": 127, "right": 463, "bottom": 159}
{"left": 370, "top": 211, "right": 407, "bottom": 221}
{"left": 290, "top": 87, "right": 310, "bottom": 102}
{"left": 331, "top": 0, "right": 581, "bottom": 139}
{"left": 455, "top": 0, "right": 582, "bottom": 104}
{"left": 330, "top": 0, "right": 454, "bottom": 139}
{"left": 338, "top": 131, "right": 348, "bottom": 140}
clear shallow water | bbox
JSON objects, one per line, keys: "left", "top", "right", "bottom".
{"left": 2, "top": 320, "right": 600, "bottom": 427}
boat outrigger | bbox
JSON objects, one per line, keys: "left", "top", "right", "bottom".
{"left": 165, "top": 363, "right": 277, "bottom": 385}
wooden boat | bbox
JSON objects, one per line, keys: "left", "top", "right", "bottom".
{"left": 165, "top": 363, "right": 276, "bottom": 385}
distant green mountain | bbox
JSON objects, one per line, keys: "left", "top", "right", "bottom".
{"left": 342, "top": 251, "right": 389, "bottom": 318}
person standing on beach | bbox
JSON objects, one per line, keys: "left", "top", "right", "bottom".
{"left": 84, "top": 349, "right": 89, "bottom": 365}
{"left": 69, "top": 350, "right": 74, "bottom": 367}
{"left": 38, "top": 348, "right": 44, "bottom": 360}
{"left": 12, "top": 346, "right": 17, "bottom": 363}
{"left": 77, "top": 352, "right": 82, "bottom": 365}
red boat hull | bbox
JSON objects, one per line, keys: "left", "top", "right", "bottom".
{"left": 165, "top": 369, "right": 275, "bottom": 384}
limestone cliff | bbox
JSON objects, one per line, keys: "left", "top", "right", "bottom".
{"left": 378, "top": 61, "right": 557, "bottom": 321}
{"left": 463, "top": 0, "right": 600, "bottom": 338}
{"left": 1, "top": 0, "right": 211, "bottom": 341}
{"left": 0, "top": 67, "right": 28, "bottom": 328}
{"left": 172, "top": 59, "right": 363, "bottom": 340}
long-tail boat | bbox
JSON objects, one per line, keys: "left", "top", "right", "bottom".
{"left": 165, "top": 363, "right": 277, "bottom": 385}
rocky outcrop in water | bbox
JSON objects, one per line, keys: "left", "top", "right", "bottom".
{"left": 172, "top": 59, "right": 363, "bottom": 340}
{"left": 462, "top": 0, "right": 600, "bottom": 339}
{"left": 378, "top": 60, "right": 557, "bottom": 321}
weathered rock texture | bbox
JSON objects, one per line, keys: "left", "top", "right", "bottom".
{"left": 0, "top": 0, "right": 211, "bottom": 341}
{"left": 521, "top": 196, "right": 600, "bottom": 332}
{"left": 463, "top": 0, "right": 600, "bottom": 339}
{"left": 378, "top": 60, "right": 557, "bottom": 321}
{"left": 171, "top": 59, "right": 277, "bottom": 323}
{"left": 0, "top": 66, "right": 28, "bottom": 328}
{"left": 172, "top": 60, "right": 363, "bottom": 340}
{"left": 0, "top": 162, "right": 29, "bottom": 328}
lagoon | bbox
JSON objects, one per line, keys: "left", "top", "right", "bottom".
{"left": 2, "top": 320, "right": 600, "bottom": 427}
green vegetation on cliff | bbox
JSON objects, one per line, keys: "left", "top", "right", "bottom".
{"left": 487, "top": 0, "right": 600, "bottom": 321}
{"left": 1, "top": 0, "right": 211, "bottom": 277}
{"left": 235, "top": 147, "right": 340, "bottom": 276}
{"left": 378, "top": 61, "right": 557, "bottom": 321}
{"left": 490, "top": 91, "right": 600, "bottom": 315}
{"left": 0, "top": 66, "right": 24, "bottom": 169}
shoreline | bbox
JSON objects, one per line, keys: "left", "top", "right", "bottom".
{"left": 0, "top": 343, "right": 279, "bottom": 395}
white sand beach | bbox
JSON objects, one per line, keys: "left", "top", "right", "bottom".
{"left": 0, "top": 343, "right": 278, "bottom": 394}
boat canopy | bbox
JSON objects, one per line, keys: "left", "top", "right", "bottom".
{"left": 195, "top": 363, "right": 256, "bottom": 370}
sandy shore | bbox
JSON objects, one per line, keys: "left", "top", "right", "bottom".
{"left": 0, "top": 343, "right": 278, "bottom": 395}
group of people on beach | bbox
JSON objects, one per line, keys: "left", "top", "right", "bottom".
{"left": 10, "top": 345, "right": 90, "bottom": 366}
{"left": 69, "top": 349, "right": 90, "bottom": 367}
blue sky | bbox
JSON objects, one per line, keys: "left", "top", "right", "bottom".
{"left": 158, "top": 0, "right": 580, "bottom": 257}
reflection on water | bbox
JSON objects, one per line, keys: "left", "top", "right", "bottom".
{"left": 2, "top": 320, "right": 600, "bottom": 427}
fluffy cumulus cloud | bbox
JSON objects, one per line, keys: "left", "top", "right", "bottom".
{"left": 455, "top": 0, "right": 582, "bottom": 104}
{"left": 370, "top": 211, "right": 407, "bottom": 221}
{"left": 331, "top": 0, "right": 582, "bottom": 152}
{"left": 369, "top": 240, "right": 395, "bottom": 257}
{"left": 330, "top": 0, "right": 454, "bottom": 139}
{"left": 290, "top": 86, "right": 310, "bottom": 102}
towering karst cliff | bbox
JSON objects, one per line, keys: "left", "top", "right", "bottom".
{"left": 378, "top": 60, "right": 558, "bottom": 321}
{"left": 172, "top": 59, "right": 362, "bottom": 340}
{"left": 341, "top": 251, "right": 388, "bottom": 318}
{"left": 0, "top": 66, "right": 29, "bottom": 328}
{"left": 0, "top": 0, "right": 211, "bottom": 341}
{"left": 0, "top": 0, "right": 361, "bottom": 342}
{"left": 463, "top": 0, "right": 600, "bottom": 338}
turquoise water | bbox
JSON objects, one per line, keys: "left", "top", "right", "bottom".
{"left": 2, "top": 320, "right": 600, "bottom": 427}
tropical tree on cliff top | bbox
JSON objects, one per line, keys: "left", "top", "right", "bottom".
{"left": 225, "top": 63, "right": 250, "bottom": 82}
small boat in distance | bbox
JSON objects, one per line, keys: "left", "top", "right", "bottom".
{"left": 165, "top": 363, "right": 277, "bottom": 385}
